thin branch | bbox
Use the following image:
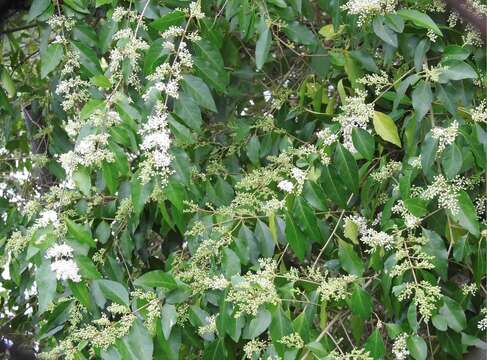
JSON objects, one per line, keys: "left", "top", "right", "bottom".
{"left": 0, "top": 22, "right": 37, "bottom": 34}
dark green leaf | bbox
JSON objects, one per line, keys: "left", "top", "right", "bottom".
{"left": 134, "top": 270, "right": 177, "bottom": 289}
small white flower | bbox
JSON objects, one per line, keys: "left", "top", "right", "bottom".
{"left": 50, "top": 259, "right": 81, "bottom": 282}
{"left": 35, "top": 210, "right": 61, "bottom": 229}
{"left": 46, "top": 243, "right": 74, "bottom": 259}
{"left": 291, "top": 167, "right": 306, "bottom": 183}
{"left": 431, "top": 120, "right": 458, "bottom": 153}
{"left": 278, "top": 180, "right": 294, "bottom": 193}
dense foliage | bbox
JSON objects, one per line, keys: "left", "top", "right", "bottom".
{"left": 0, "top": 0, "right": 486, "bottom": 359}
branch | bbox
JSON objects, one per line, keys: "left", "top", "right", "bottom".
{"left": 0, "top": 23, "right": 37, "bottom": 35}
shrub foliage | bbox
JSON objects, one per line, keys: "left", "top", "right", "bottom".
{"left": 0, "top": 0, "right": 486, "bottom": 359}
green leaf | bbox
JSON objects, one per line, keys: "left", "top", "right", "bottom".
{"left": 244, "top": 309, "right": 271, "bottom": 339}
{"left": 373, "top": 16, "right": 397, "bottom": 47}
{"left": 36, "top": 260, "right": 57, "bottom": 314}
{"left": 285, "top": 213, "right": 306, "bottom": 260}
{"left": 443, "top": 45, "right": 470, "bottom": 61}
{"left": 72, "top": 167, "right": 91, "bottom": 195}
{"left": 343, "top": 217, "right": 359, "bottom": 244}
{"left": 321, "top": 166, "right": 349, "bottom": 208}
{"left": 69, "top": 281, "right": 98, "bottom": 315}
{"left": 269, "top": 306, "right": 293, "bottom": 357}
{"left": 134, "top": 270, "right": 177, "bottom": 289}
{"left": 397, "top": 9, "right": 442, "bottom": 35}
{"left": 80, "top": 99, "right": 105, "bottom": 120}
{"left": 293, "top": 197, "right": 321, "bottom": 243}
{"left": 350, "top": 284, "right": 372, "bottom": 320}
{"left": 442, "top": 143, "right": 462, "bottom": 179}
{"left": 203, "top": 338, "right": 227, "bottom": 360}
{"left": 255, "top": 219, "right": 275, "bottom": 258}
{"left": 439, "top": 296, "right": 466, "bottom": 332}
{"left": 422, "top": 229, "right": 448, "bottom": 279}
{"left": 160, "top": 304, "right": 177, "bottom": 339}
{"left": 403, "top": 198, "right": 428, "bottom": 217}
{"left": 27, "top": 0, "right": 50, "bottom": 21}
{"left": 338, "top": 240, "right": 364, "bottom": 276}
{"left": 432, "top": 314, "right": 448, "bottom": 331}
{"left": 246, "top": 135, "right": 260, "bottom": 165}
{"left": 150, "top": 11, "right": 185, "bottom": 31}
{"left": 95, "top": 279, "right": 129, "bottom": 306}
{"left": 373, "top": 111, "right": 401, "bottom": 147}
{"left": 72, "top": 41, "right": 103, "bottom": 77}
{"left": 352, "top": 127, "right": 375, "bottom": 160}
{"left": 118, "top": 319, "right": 153, "bottom": 360}
{"left": 174, "top": 94, "right": 202, "bottom": 131}
{"left": 91, "top": 75, "right": 112, "bottom": 88}
{"left": 284, "top": 22, "right": 316, "bottom": 45}
{"left": 451, "top": 190, "right": 480, "bottom": 237}
{"left": 407, "top": 335, "right": 428, "bottom": 360}
{"left": 182, "top": 75, "right": 217, "bottom": 112}
{"left": 1, "top": 68, "right": 15, "bottom": 97}
{"left": 193, "top": 39, "right": 228, "bottom": 93}
{"left": 256, "top": 20, "right": 272, "bottom": 70}
{"left": 75, "top": 255, "right": 102, "bottom": 279}
{"left": 438, "top": 60, "right": 477, "bottom": 82}
{"left": 364, "top": 328, "right": 385, "bottom": 359}
{"left": 66, "top": 219, "right": 96, "bottom": 247}
{"left": 334, "top": 143, "right": 359, "bottom": 194}
{"left": 412, "top": 81, "right": 433, "bottom": 122}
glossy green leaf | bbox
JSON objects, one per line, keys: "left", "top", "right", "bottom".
{"left": 397, "top": 9, "right": 442, "bottom": 35}
{"left": 334, "top": 143, "right": 359, "bottom": 194}
{"left": 352, "top": 127, "right": 375, "bottom": 160}
{"left": 134, "top": 270, "right": 178, "bottom": 289}
{"left": 407, "top": 335, "right": 428, "bottom": 360}
{"left": 338, "top": 240, "right": 365, "bottom": 276}
{"left": 373, "top": 111, "right": 401, "bottom": 147}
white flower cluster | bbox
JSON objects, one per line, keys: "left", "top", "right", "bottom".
{"left": 471, "top": 100, "right": 487, "bottom": 123}
{"left": 335, "top": 90, "right": 374, "bottom": 153}
{"left": 138, "top": 102, "right": 173, "bottom": 184}
{"left": 278, "top": 332, "right": 304, "bottom": 349}
{"left": 397, "top": 281, "right": 441, "bottom": 321}
{"left": 420, "top": 174, "right": 460, "bottom": 214}
{"left": 112, "top": 7, "right": 138, "bottom": 22}
{"left": 316, "top": 127, "right": 338, "bottom": 147}
{"left": 65, "top": 110, "right": 121, "bottom": 138}
{"left": 478, "top": 307, "right": 487, "bottom": 331}
{"left": 461, "top": 283, "right": 477, "bottom": 296}
{"left": 358, "top": 70, "right": 390, "bottom": 95}
{"left": 45, "top": 243, "right": 81, "bottom": 282}
{"left": 243, "top": 339, "right": 267, "bottom": 359}
{"left": 392, "top": 333, "right": 409, "bottom": 360}
{"left": 56, "top": 76, "right": 90, "bottom": 112}
{"left": 371, "top": 161, "right": 402, "bottom": 183}
{"left": 60, "top": 133, "right": 114, "bottom": 178}
{"left": 47, "top": 15, "right": 75, "bottom": 32}
{"left": 423, "top": 64, "right": 449, "bottom": 83}
{"left": 278, "top": 180, "right": 294, "bottom": 193}
{"left": 34, "top": 209, "right": 61, "bottom": 229}
{"left": 109, "top": 28, "right": 149, "bottom": 86}
{"left": 392, "top": 201, "right": 421, "bottom": 229}
{"left": 347, "top": 215, "right": 395, "bottom": 252}
{"left": 431, "top": 120, "right": 458, "bottom": 153}
{"left": 226, "top": 258, "right": 280, "bottom": 318}
{"left": 277, "top": 167, "right": 306, "bottom": 194}
{"left": 46, "top": 243, "right": 73, "bottom": 258}
{"left": 197, "top": 315, "right": 217, "bottom": 337}
{"left": 187, "top": 1, "right": 206, "bottom": 19}
{"left": 318, "top": 273, "right": 357, "bottom": 302}
{"left": 342, "top": 0, "right": 396, "bottom": 26}
{"left": 327, "top": 348, "right": 373, "bottom": 360}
